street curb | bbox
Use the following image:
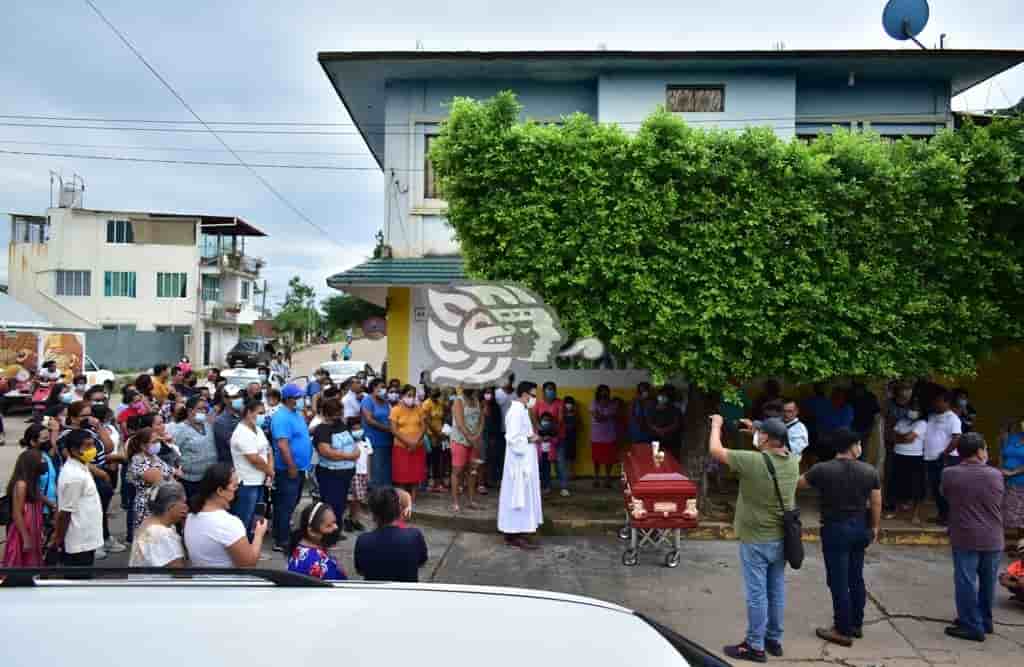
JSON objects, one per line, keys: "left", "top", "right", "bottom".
{"left": 410, "top": 509, "right": 954, "bottom": 546}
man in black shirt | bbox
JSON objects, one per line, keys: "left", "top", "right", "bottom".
{"left": 800, "top": 427, "right": 882, "bottom": 648}
{"left": 355, "top": 487, "right": 428, "bottom": 582}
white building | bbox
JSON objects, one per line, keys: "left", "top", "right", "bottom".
{"left": 8, "top": 201, "right": 267, "bottom": 369}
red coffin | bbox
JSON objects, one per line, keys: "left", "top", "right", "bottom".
{"left": 622, "top": 444, "right": 699, "bottom": 529}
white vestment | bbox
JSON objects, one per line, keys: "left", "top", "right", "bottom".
{"left": 498, "top": 400, "right": 543, "bottom": 534}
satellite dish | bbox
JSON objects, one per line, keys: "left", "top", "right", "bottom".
{"left": 882, "top": 0, "right": 930, "bottom": 42}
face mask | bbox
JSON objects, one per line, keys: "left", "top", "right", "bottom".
{"left": 78, "top": 447, "right": 98, "bottom": 464}
{"left": 907, "top": 410, "right": 920, "bottom": 420}
{"left": 295, "top": 398, "right": 306, "bottom": 410}
{"left": 147, "top": 442, "right": 162, "bottom": 456}
{"left": 657, "top": 395, "right": 668, "bottom": 405}
{"left": 256, "top": 414, "right": 267, "bottom": 428}
{"left": 193, "top": 411, "right": 208, "bottom": 422}
{"left": 92, "top": 400, "right": 106, "bottom": 407}
{"left": 483, "top": 393, "right": 493, "bottom": 401}
{"left": 448, "top": 395, "right": 455, "bottom": 403}
{"left": 320, "top": 529, "right": 342, "bottom": 548}
{"left": 402, "top": 397, "right": 415, "bottom": 407}
{"left": 351, "top": 429, "right": 364, "bottom": 440}
{"left": 388, "top": 392, "right": 400, "bottom": 403}
{"left": 75, "top": 383, "right": 86, "bottom": 391}
{"left": 376, "top": 388, "right": 387, "bottom": 399}
{"left": 527, "top": 396, "right": 537, "bottom": 409}
{"left": 957, "top": 398, "right": 968, "bottom": 409}
{"left": 231, "top": 397, "right": 244, "bottom": 411}
{"left": 61, "top": 393, "right": 74, "bottom": 404}
{"left": 544, "top": 389, "right": 556, "bottom": 401}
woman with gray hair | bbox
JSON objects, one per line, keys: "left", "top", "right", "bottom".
{"left": 129, "top": 481, "right": 188, "bottom": 568}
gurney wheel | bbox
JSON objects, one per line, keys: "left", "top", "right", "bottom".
{"left": 665, "top": 551, "right": 681, "bottom": 569}
{"left": 622, "top": 550, "right": 639, "bottom": 567}
{"left": 617, "top": 526, "right": 631, "bottom": 541}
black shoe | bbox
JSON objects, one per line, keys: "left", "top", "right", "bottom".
{"left": 764, "top": 639, "right": 783, "bottom": 657}
{"left": 944, "top": 626, "right": 985, "bottom": 642}
{"left": 954, "top": 618, "right": 994, "bottom": 635}
{"left": 272, "top": 544, "right": 286, "bottom": 553}
{"left": 851, "top": 627, "right": 864, "bottom": 639}
{"left": 343, "top": 518, "right": 355, "bottom": 532}
{"left": 816, "top": 627, "right": 853, "bottom": 647}
{"left": 723, "top": 642, "right": 767, "bottom": 663}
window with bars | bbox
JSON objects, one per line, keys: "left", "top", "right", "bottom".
{"left": 666, "top": 85, "right": 725, "bottom": 113}
{"left": 241, "top": 281, "right": 250, "bottom": 300}
{"left": 157, "top": 272, "right": 188, "bottom": 299}
{"left": 201, "top": 275, "right": 221, "bottom": 302}
{"left": 424, "top": 134, "right": 439, "bottom": 200}
{"left": 106, "top": 219, "right": 135, "bottom": 244}
{"left": 104, "top": 271, "right": 137, "bottom": 298}
{"left": 55, "top": 270, "right": 91, "bottom": 296}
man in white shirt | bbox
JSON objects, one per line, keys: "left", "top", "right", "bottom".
{"left": 50, "top": 430, "right": 104, "bottom": 567}
{"left": 343, "top": 378, "right": 364, "bottom": 424}
{"left": 38, "top": 360, "right": 61, "bottom": 382}
{"left": 923, "top": 391, "right": 962, "bottom": 526}
{"left": 782, "top": 399, "right": 810, "bottom": 458}
{"left": 498, "top": 381, "right": 543, "bottom": 550}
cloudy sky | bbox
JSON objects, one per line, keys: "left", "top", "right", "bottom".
{"left": 1, "top": 1, "right": 1021, "bottom": 306}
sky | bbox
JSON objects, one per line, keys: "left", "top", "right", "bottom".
{"left": 1, "top": 1, "right": 1022, "bottom": 308}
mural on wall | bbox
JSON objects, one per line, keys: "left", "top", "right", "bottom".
{"left": 0, "top": 331, "right": 41, "bottom": 378}
{"left": 41, "top": 332, "right": 85, "bottom": 383}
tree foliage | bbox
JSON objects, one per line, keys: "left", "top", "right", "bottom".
{"left": 430, "top": 92, "right": 1024, "bottom": 392}
{"left": 274, "top": 276, "right": 320, "bottom": 338}
{"left": 322, "top": 294, "right": 385, "bottom": 332}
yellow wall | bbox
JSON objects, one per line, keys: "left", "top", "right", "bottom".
{"left": 948, "top": 347, "right": 1024, "bottom": 462}
{"left": 385, "top": 286, "right": 411, "bottom": 388}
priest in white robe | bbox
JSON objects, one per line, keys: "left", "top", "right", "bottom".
{"left": 498, "top": 382, "right": 543, "bottom": 548}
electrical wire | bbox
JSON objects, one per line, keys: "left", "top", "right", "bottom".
{"left": 0, "top": 147, "right": 400, "bottom": 170}
{"left": 0, "top": 138, "right": 375, "bottom": 157}
{"left": 83, "top": 0, "right": 341, "bottom": 246}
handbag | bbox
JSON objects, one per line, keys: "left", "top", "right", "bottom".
{"left": 0, "top": 494, "right": 11, "bottom": 525}
{"left": 762, "top": 452, "right": 804, "bottom": 570}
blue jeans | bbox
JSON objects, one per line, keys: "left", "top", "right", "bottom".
{"left": 370, "top": 446, "right": 392, "bottom": 488}
{"left": 539, "top": 450, "right": 552, "bottom": 490}
{"left": 821, "top": 516, "right": 871, "bottom": 635}
{"left": 553, "top": 444, "right": 569, "bottom": 491}
{"left": 232, "top": 484, "right": 264, "bottom": 538}
{"left": 740, "top": 541, "right": 786, "bottom": 651}
{"left": 952, "top": 549, "right": 1001, "bottom": 636}
{"left": 272, "top": 472, "right": 305, "bottom": 547}
{"left": 316, "top": 466, "right": 354, "bottom": 524}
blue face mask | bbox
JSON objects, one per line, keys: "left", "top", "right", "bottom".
{"left": 351, "top": 429, "right": 364, "bottom": 440}
{"left": 61, "top": 393, "right": 74, "bottom": 404}
{"left": 545, "top": 389, "right": 556, "bottom": 401}
{"left": 295, "top": 398, "right": 306, "bottom": 410}
{"left": 256, "top": 414, "right": 267, "bottom": 428}
{"left": 231, "top": 397, "right": 244, "bottom": 412}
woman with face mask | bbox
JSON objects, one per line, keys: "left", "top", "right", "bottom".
{"left": 360, "top": 379, "right": 394, "bottom": 489}
{"left": 2, "top": 449, "right": 48, "bottom": 567}
{"left": 183, "top": 463, "right": 267, "bottom": 568}
{"left": 287, "top": 501, "right": 347, "bottom": 580}
{"left": 21, "top": 424, "right": 60, "bottom": 521}
{"left": 230, "top": 400, "right": 274, "bottom": 538}
{"left": 126, "top": 428, "right": 177, "bottom": 532}
{"left": 129, "top": 481, "right": 188, "bottom": 568}
{"left": 174, "top": 396, "right": 218, "bottom": 502}
{"left": 450, "top": 386, "right": 484, "bottom": 512}
{"left": 889, "top": 403, "right": 928, "bottom": 525}
{"left": 390, "top": 385, "right": 427, "bottom": 508}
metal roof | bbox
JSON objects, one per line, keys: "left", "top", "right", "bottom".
{"left": 326, "top": 256, "right": 466, "bottom": 289}
{"left": 53, "top": 208, "right": 267, "bottom": 237}
{"left": 318, "top": 49, "right": 1024, "bottom": 168}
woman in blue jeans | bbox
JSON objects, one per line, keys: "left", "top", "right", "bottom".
{"left": 313, "top": 399, "right": 359, "bottom": 535}
{"left": 800, "top": 428, "right": 882, "bottom": 647}
{"left": 361, "top": 379, "right": 393, "bottom": 487}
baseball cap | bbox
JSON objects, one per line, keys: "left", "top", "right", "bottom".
{"left": 752, "top": 417, "right": 789, "bottom": 442}
{"left": 223, "top": 384, "right": 242, "bottom": 398}
{"left": 281, "top": 383, "right": 304, "bottom": 400}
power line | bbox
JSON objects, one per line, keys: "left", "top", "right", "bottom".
{"left": 0, "top": 148, "right": 400, "bottom": 171}
{"left": 83, "top": 0, "right": 340, "bottom": 246}
{"left": 0, "top": 113, "right": 358, "bottom": 127}
{"left": 0, "top": 138, "right": 374, "bottom": 157}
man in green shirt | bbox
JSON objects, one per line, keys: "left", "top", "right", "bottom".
{"left": 710, "top": 413, "right": 800, "bottom": 663}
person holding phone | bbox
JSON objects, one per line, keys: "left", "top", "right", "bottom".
{"left": 230, "top": 400, "right": 274, "bottom": 538}
{"left": 184, "top": 463, "right": 267, "bottom": 568}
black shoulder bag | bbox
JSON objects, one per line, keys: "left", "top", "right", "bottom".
{"left": 762, "top": 452, "right": 804, "bottom": 569}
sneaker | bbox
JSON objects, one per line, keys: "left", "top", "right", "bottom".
{"left": 105, "top": 538, "right": 127, "bottom": 553}
{"left": 816, "top": 627, "right": 853, "bottom": 647}
{"left": 764, "top": 640, "right": 783, "bottom": 657}
{"left": 94, "top": 547, "right": 108, "bottom": 561}
{"left": 723, "top": 642, "right": 766, "bottom": 663}
{"left": 560, "top": 489, "right": 571, "bottom": 498}
{"left": 272, "top": 544, "right": 286, "bottom": 553}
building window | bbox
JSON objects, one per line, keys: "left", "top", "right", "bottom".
{"left": 106, "top": 219, "right": 135, "bottom": 244}
{"left": 201, "top": 275, "right": 221, "bottom": 302}
{"left": 424, "top": 134, "right": 439, "bottom": 199}
{"left": 241, "top": 281, "right": 250, "bottom": 300}
{"left": 157, "top": 272, "right": 188, "bottom": 299}
{"left": 103, "top": 271, "right": 137, "bottom": 298}
{"left": 55, "top": 270, "right": 91, "bottom": 296}
{"left": 666, "top": 85, "right": 725, "bottom": 113}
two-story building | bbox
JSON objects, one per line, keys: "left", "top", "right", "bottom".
{"left": 8, "top": 197, "right": 267, "bottom": 370}
{"left": 321, "top": 49, "right": 1024, "bottom": 469}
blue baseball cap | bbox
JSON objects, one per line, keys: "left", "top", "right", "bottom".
{"left": 281, "top": 383, "right": 304, "bottom": 400}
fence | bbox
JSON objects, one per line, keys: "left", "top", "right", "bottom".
{"left": 75, "top": 327, "right": 185, "bottom": 371}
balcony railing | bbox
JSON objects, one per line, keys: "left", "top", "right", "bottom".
{"left": 205, "top": 303, "right": 241, "bottom": 322}
{"left": 199, "top": 252, "right": 265, "bottom": 276}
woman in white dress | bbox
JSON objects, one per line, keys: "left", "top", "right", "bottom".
{"left": 129, "top": 481, "right": 188, "bottom": 568}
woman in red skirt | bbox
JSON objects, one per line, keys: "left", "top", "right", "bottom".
{"left": 390, "top": 385, "right": 427, "bottom": 507}
{"left": 590, "top": 385, "right": 619, "bottom": 488}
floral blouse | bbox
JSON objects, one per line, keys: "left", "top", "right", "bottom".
{"left": 128, "top": 453, "right": 174, "bottom": 530}
{"left": 287, "top": 544, "right": 346, "bottom": 581}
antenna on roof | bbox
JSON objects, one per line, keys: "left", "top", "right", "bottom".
{"left": 415, "top": 39, "right": 424, "bottom": 50}
{"left": 882, "top": 0, "right": 930, "bottom": 50}
{"left": 772, "top": 41, "right": 786, "bottom": 51}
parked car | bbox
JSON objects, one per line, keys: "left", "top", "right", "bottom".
{"left": 319, "top": 360, "right": 374, "bottom": 385}
{"left": 85, "top": 355, "right": 116, "bottom": 393}
{"left": 0, "top": 568, "right": 728, "bottom": 667}
{"left": 226, "top": 338, "right": 276, "bottom": 368}
{"left": 221, "top": 367, "right": 285, "bottom": 391}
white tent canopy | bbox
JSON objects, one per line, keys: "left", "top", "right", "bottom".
{"left": 0, "top": 292, "right": 52, "bottom": 329}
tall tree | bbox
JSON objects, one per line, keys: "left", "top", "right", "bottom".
{"left": 322, "top": 294, "right": 385, "bottom": 333}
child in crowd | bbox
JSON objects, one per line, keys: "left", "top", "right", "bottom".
{"left": 1000, "top": 543, "right": 1024, "bottom": 605}
{"left": 345, "top": 418, "right": 372, "bottom": 533}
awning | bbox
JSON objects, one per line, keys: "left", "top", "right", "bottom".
{"left": 326, "top": 256, "right": 466, "bottom": 289}
{"left": 0, "top": 292, "right": 53, "bottom": 329}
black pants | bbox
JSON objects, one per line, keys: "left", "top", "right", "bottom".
{"left": 487, "top": 430, "right": 506, "bottom": 486}
{"left": 927, "top": 456, "right": 958, "bottom": 521}
{"left": 63, "top": 550, "right": 96, "bottom": 578}
{"left": 94, "top": 476, "right": 114, "bottom": 542}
